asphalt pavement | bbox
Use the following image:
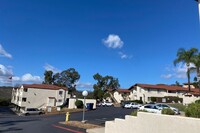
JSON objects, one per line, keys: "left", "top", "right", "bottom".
{"left": 0, "top": 106, "right": 134, "bottom": 133}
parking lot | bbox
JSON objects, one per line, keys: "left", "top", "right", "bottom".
{"left": 0, "top": 106, "right": 135, "bottom": 133}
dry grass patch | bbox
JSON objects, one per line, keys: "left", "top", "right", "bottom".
{"left": 59, "top": 121, "right": 103, "bottom": 129}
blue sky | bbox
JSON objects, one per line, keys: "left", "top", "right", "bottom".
{"left": 0, "top": 0, "right": 200, "bottom": 90}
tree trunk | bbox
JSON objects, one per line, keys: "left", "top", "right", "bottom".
{"left": 187, "top": 67, "right": 191, "bottom": 92}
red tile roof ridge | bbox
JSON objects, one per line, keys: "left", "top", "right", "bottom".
{"left": 116, "top": 89, "right": 131, "bottom": 93}
{"left": 22, "top": 84, "right": 67, "bottom": 91}
{"left": 134, "top": 83, "right": 188, "bottom": 91}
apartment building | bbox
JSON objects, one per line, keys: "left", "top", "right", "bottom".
{"left": 11, "top": 84, "right": 70, "bottom": 111}
{"left": 128, "top": 83, "right": 200, "bottom": 103}
{"left": 113, "top": 89, "right": 131, "bottom": 103}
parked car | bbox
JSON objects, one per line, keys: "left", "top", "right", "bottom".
{"left": 139, "top": 104, "right": 161, "bottom": 114}
{"left": 21, "top": 108, "right": 45, "bottom": 116}
{"left": 124, "top": 102, "right": 142, "bottom": 109}
{"left": 155, "top": 103, "right": 180, "bottom": 115}
{"left": 97, "top": 102, "right": 102, "bottom": 107}
{"left": 121, "top": 101, "right": 131, "bottom": 108}
{"left": 101, "top": 101, "right": 114, "bottom": 107}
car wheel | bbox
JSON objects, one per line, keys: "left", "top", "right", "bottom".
{"left": 39, "top": 112, "right": 42, "bottom": 115}
{"left": 25, "top": 113, "right": 30, "bottom": 116}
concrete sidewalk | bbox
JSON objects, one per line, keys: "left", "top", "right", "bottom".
{"left": 86, "top": 127, "right": 105, "bottom": 133}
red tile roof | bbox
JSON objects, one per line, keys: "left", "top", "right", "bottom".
{"left": 116, "top": 89, "right": 131, "bottom": 93}
{"left": 129, "top": 83, "right": 189, "bottom": 91}
{"left": 190, "top": 88, "right": 200, "bottom": 96}
{"left": 23, "top": 84, "right": 67, "bottom": 91}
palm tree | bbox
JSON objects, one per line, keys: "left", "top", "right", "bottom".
{"left": 191, "top": 53, "right": 200, "bottom": 88}
{"left": 174, "top": 48, "right": 198, "bottom": 92}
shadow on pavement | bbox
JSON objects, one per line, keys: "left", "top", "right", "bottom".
{"left": 0, "top": 127, "right": 23, "bottom": 132}
{"left": 0, "top": 107, "right": 16, "bottom": 115}
{"left": 0, "top": 119, "right": 39, "bottom": 127}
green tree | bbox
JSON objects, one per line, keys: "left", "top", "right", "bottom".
{"left": 53, "top": 68, "right": 80, "bottom": 94}
{"left": 93, "top": 73, "right": 120, "bottom": 100}
{"left": 175, "top": 81, "right": 181, "bottom": 86}
{"left": 43, "top": 70, "right": 54, "bottom": 84}
{"left": 174, "top": 48, "right": 198, "bottom": 92}
{"left": 191, "top": 53, "right": 200, "bottom": 88}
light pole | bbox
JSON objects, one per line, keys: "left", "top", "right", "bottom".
{"left": 195, "top": 0, "right": 200, "bottom": 22}
{"left": 82, "top": 90, "right": 88, "bottom": 123}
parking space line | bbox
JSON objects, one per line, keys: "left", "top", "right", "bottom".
{"left": 52, "top": 124, "right": 84, "bottom": 133}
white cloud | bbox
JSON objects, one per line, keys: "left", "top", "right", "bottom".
{"left": 21, "top": 73, "right": 42, "bottom": 82}
{"left": 76, "top": 82, "right": 93, "bottom": 88}
{"left": 118, "top": 52, "right": 132, "bottom": 59}
{"left": 12, "top": 76, "right": 20, "bottom": 81}
{"left": 161, "top": 74, "right": 173, "bottom": 79}
{"left": 44, "top": 63, "right": 60, "bottom": 73}
{"left": 161, "top": 63, "right": 195, "bottom": 79}
{"left": 103, "top": 34, "right": 124, "bottom": 49}
{"left": 0, "top": 64, "right": 42, "bottom": 85}
{"left": 0, "top": 64, "right": 13, "bottom": 76}
{"left": 0, "top": 64, "right": 13, "bottom": 85}
{"left": 0, "top": 44, "right": 12, "bottom": 59}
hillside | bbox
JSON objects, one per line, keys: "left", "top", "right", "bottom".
{"left": 0, "top": 87, "right": 13, "bottom": 99}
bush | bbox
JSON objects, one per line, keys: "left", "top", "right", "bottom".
{"left": 130, "top": 110, "right": 148, "bottom": 116}
{"left": 130, "top": 100, "right": 143, "bottom": 104}
{"left": 151, "top": 97, "right": 157, "bottom": 102}
{"left": 0, "top": 98, "right": 10, "bottom": 106}
{"left": 168, "top": 103, "right": 186, "bottom": 112}
{"left": 161, "top": 108, "right": 175, "bottom": 115}
{"left": 75, "top": 100, "right": 83, "bottom": 108}
{"left": 185, "top": 103, "right": 200, "bottom": 118}
{"left": 130, "top": 111, "right": 138, "bottom": 116}
{"left": 195, "top": 99, "right": 200, "bottom": 104}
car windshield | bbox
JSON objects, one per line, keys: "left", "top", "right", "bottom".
{"left": 162, "top": 104, "right": 169, "bottom": 108}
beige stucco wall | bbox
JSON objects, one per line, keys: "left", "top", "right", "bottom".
{"left": 68, "top": 98, "right": 96, "bottom": 109}
{"left": 113, "top": 92, "right": 124, "bottom": 103}
{"left": 11, "top": 86, "right": 69, "bottom": 109}
{"left": 183, "top": 95, "right": 200, "bottom": 105}
{"left": 129, "top": 86, "right": 185, "bottom": 103}
{"left": 105, "top": 112, "right": 200, "bottom": 133}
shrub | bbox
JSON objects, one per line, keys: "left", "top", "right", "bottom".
{"left": 130, "top": 111, "right": 138, "bottom": 116}
{"left": 195, "top": 99, "right": 200, "bottom": 104}
{"left": 75, "top": 100, "right": 83, "bottom": 108}
{"left": 185, "top": 103, "right": 200, "bottom": 118}
{"left": 151, "top": 97, "right": 157, "bottom": 102}
{"left": 131, "top": 100, "right": 143, "bottom": 104}
{"left": 130, "top": 110, "right": 148, "bottom": 116}
{"left": 168, "top": 103, "right": 186, "bottom": 112}
{"left": 161, "top": 108, "right": 175, "bottom": 115}
{"left": 0, "top": 98, "right": 10, "bottom": 106}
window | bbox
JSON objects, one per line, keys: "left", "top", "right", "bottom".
{"left": 140, "top": 97, "right": 142, "bottom": 101}
{"left": 58, "top": 99, "right": 62, "bottom": 102}
{"left": 144, "top": 105, "right": 152, "bottom": 109}
{"left": 24, "top": 88, "right": 27, "bottom": 92}
{"left": 162, "top": 104, "right": 169, "bottom": 108}
{"left": 22, "top": 98, "right": 27, "bottom": 102}
{"left": 59, "top": 91, "right": 63, "bottom": 95}
{"left": 148, "top": 97, "right": 151, "bottom": 101}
